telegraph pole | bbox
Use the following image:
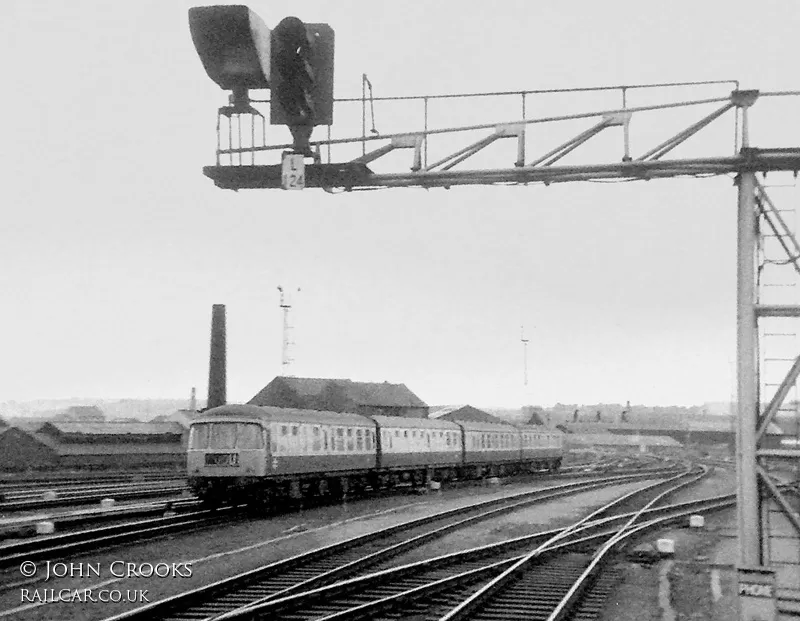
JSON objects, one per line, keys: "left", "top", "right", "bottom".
{"left": 521, "top": 326, "right": 529, "bottom": 386}
{"left": 277, "top": 286, "right": 299, "bottom": 376}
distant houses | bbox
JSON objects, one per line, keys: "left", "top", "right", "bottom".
{"left": 53, "top": 405, "right": 105, "bottom": 422}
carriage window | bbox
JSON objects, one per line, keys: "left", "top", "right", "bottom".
{"left": 395, "top": 430, "right": 400, "bottom": 437}
{"left": 356, "top": 429, "right": 364, "bottom": 451}
{"left": 445, "top": 433, "right": 451, "bottom": 447}
{"left": 335, "top": 428, "right": 345, "bottom": 451}
{"left": 323, "top": 430, "right": 329, "bottom": 450}
{"left": 292, "top": 426, "right": 298, "bottom": 436}
{"left": 281, "top": 426, "right": 288, "bottom": 436}
{"left": 365, "top": 430, "right": 372, "bottom": 451}
{"left": 312, "top": 426, "right": 322, "bottom": 452}
{"left": 347, "top": 428, "right": 355, "bottom": 451}
{"left": 404, "top": 430, "right": 408, "bottom": 438}
{"left": 412, "top": 430, "right": 416, "bottom": 438}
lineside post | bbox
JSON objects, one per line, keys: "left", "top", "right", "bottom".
{"left": 737, "top": 168, "right": 774, "bottom": 621}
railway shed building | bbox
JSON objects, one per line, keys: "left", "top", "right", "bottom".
{"left": 31, "top": 421, "right": 186, "bottom": 470}
{"left": 429, "top": 405, "right": 501, "bottom": 423}
{"left": 249, "top": 376, "right": 429, "bottom": 418}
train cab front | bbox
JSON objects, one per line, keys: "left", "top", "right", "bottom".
{"left": 187, "top": 419, "right": 267, "bottom": 505}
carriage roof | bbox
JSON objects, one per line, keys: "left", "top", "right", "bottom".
{"left": 194, "top": 404, "right": 375, "bottom": 427}
{"left": 370, "top": 415, "right": 461, "bottom": 431}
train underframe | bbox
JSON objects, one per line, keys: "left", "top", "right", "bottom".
{"left": 190, "top": 456, "right": 562, "bottom": 508}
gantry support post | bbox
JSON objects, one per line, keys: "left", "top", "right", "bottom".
{"left": 737, "top": 168, "right": 760, "bottom": 566}
{"left": 737, "top": 166, "right": 778, "bottom": 621}
{"left": 734, "top": 88, "right": 776, "bottom": 621}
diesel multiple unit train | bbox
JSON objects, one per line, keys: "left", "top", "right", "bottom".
{"left": 188, "top": 404, "right": 564, "bottom": 506}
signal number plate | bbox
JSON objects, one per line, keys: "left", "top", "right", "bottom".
{"left": 281, "top": 154, "right": 305, "bottom": 190}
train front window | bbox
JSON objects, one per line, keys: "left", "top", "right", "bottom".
{"left": 190, "top": 423, "right": 211, "bottom": 449}
{"left": 210, "top": 423, "right": 237, "bottom": 449}
{"left": 189, "top": 422, "right": 264, "bottom": 450}
{"left": 237, "top": 423, "right": 264, "bottom": 449}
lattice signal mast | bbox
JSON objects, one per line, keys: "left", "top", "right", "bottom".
{"left": 277, "top": 286, "right": 299, "bottom": 376}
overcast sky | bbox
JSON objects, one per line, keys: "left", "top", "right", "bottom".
{"left": 2, "top": 1, "right": 800, "bottom": 408}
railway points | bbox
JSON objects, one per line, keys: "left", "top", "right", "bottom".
{"left": 93, "top": 464, "right": 712, "bottom": 621}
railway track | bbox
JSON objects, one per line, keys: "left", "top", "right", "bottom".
{"left": 0, "top": 504, "right": 228, "bottom": 569}
{"left": 100, "top": 466, "right": 686, "bottom": 621}
{"left": 0, "top": 462, "right": 671, "bottom": 571}
{"left": 2, "top": 479, "right": 187, "bottom": 500}
{"left": 0, "top": 483, "right": 190, "bottom": 512}
{"left": 127, "top": 468, "right": 719, "bottom": 621}
{"left": 0, "top": 471, "right": 183, "bottom": 491}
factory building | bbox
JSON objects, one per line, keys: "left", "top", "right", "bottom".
{"left": 249, "top": 376, "right": 429, "bottom": 418}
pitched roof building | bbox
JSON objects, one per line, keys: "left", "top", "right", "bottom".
{"left": 27, "top": 421, "right": 186, "bottom": 470}
{"left": 429, "top": 405, "right": 500, "bottom": 423}
{"left": 37, "top": 421, "right": 185, "bottom": 442}
{"left": 249, "top": 377, "right": 429, "bottom": 418}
